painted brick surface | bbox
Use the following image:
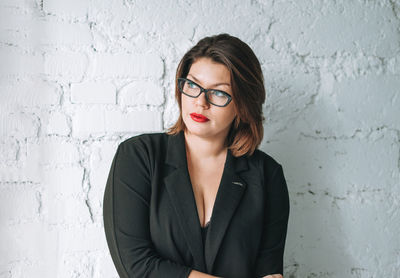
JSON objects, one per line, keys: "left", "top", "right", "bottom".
{"left": 71, "top": 82, "right": 116, "bottom": 104}
{"left": 119, "top": 80, "right": 164, "bottom": 106}
{"left": 0, "top": 0, "right": 399, "bottom": 277}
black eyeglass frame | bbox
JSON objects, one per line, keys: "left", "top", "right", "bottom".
{"left": 177, "top": 77, "right": 233, "bottom": 107}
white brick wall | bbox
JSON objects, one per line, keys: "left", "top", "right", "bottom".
{"left": 43, "top": 0, "right": 90, "bottom": 19}
{"left": 89, "top": 53, "right": 164, "bottom": 79}
{"left": 71, "top": 82, "right": 116, "bottom": 104}
{"left": 1, "top": 0, "right": 399, "bottom": 277}
{"left": 44, "top": 51, "right": 89, "bottom": 82}
{"left": 119, "top": 80, "right": 164, "bottom": 106}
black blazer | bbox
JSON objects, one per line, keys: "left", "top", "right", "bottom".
{"left": 103, "top": 131, "right": 290, "bottom": 278}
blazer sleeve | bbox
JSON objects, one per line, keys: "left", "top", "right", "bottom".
{"left": 254, "top": 163, "right": 290, "bottom": 277}
{"left": 103, "top": 140, "right": 193, "bottom": 278}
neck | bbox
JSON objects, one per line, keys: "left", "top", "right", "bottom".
{"left": 184, "top": 130, "right": 228, "bottom": 161}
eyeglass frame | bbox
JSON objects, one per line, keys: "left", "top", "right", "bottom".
{"left": 177, "top": 77, "right": 233, "bottom": 107}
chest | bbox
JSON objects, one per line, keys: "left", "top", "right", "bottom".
{"left": 149, "top": 161, "right": 266, "bottom": 275}
{"left": 187, "top": 159, "right": 225, "bottom": 228}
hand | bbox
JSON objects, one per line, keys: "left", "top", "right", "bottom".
{"left": 263, "top": 275, "right": 283, "bottom": 278}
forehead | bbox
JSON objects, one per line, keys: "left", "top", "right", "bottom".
{"left": 188, "top": 58, "right": 231, "bottom": 84}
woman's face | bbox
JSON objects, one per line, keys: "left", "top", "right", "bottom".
{"left": 181, "top": 57, "right": 237, "bottom": 141}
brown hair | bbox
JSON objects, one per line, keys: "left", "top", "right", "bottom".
{"left": 167, "top": 33, "right": 266, "bottom": 157}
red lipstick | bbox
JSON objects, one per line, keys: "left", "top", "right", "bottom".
{"left": 190, "top": 113, "right": 209, "bottom": 123}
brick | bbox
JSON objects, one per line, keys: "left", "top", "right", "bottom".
{"left": 88, "top": 0, "right": 131, "bottom": 23}
{"left": 0, "top": 48, "right": 43, "bottom": 76}
{"left": 0, "top": 225, "right": 19, "bottom": 263}
{"left": 119, "top": 80, "right": 164, "bottom": 106}
{"left": 0, "top": 184, "right": 39, "bottom": 223}
{"left": 1, "top": 222, "right": 58, "bottom": 261}
{"left": 0, "top": 8, "right": 90, "bottom": 49}
{"left": 90, "top": 53, "right": 163, "bottom": 79}
{"left": 45, "top": 195, "right": 92, "bottom": 225}
{"left": 43, "top": 0, "right": 89, "bottom": 18}
{"left": 263, "top": 67, "right": 319, "bottom": 127}
{"left": 27, "top": 138, "right": 80, "bottom": 166}
{"left": 0, "top": 164, "right": 38, "bottom": 183}
{"left": 0, "top": 222, "right": 58, "bottom": 271}
{"left": 387, "top": 56, "right": 400, "bottom": 75}
{"left": 334, "top": 73, "right": 400, "bottom": 130}
{"left": 0, "top": 162, "right": 41, "bottom": 183}
{"left": 41, "top": 166, "right": 84, "bottom": 197}
{"left": 0, "top": 79, "right": 60, "bottom": 109}
{"left": 44, "top": 51, "right": 89, "bottom": 82}
{"left": 0, "top": 6, "right": 34, "bottom": 48}
{"left": 0, "top": 6, "right": 29, "bottom": 29}
{"left": 33, "top": 19, "right": 92, "bottom": 46}
{"left": 105, "top": 110, "right": 162, "bottom": 133}
{"left": 71, "top": 81, "right": 116, "bottom": 104}
{"left": 57, "top": 252, "right": 95, "bottom": 278}
{"left": 89, "top": 141, "right": 118, "bottom": 186}
{"left": 72, "top": 108, "right": 162, "bottom": 137}
{"left": 71, "top": 107, "right": 105, "bottom": 138}
{"left": 264, "top": 129, "right": 398, "bottom": 194}
{"left": 0, "top": 111, "right": 38, "bottom": 138}
{"left": 97, "top": 255, "right": 119, "bottom": 278}
{"left": 11, "top": 255, "right": 58, "bottom": 278}
{"left": 0, "top": 0, "right": 35, "bottom": 7}
{"left": 163, "top": 100, "right": 180, "bottom": 131}
{"left": 58, "top": 225, "right": 107, "bottom": 253}
{"left": 45, "top": 111, "right": 70, "bottom": 136}
{"left": 88, "top": 141, "right": 118, "bottom": 220}
{"left": 0, "top": 138, "right": 19, "bottom": 165}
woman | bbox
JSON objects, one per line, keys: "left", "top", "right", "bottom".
{"left": 103, "top": 34, "right": 290, "bottom": 278}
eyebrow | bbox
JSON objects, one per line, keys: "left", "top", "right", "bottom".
{"left": 187, "top": 74, "right": 231, "bottom": 87}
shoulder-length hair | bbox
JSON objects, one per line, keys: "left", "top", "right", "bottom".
{"left": 167, "top": 33, "right": 266, "bottom": 157}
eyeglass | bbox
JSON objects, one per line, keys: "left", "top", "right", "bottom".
{"left": 177, "top": 77, "right": 232, "bottom": 107}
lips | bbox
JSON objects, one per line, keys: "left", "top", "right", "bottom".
{"left": 190, "top": 113, "right": 209, "bottom": 123}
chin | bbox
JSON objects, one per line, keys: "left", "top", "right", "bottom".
{"left": 184, "top": 121, "right": 211, "bottom": 137}
{"left": 185, "top": 124, "right": 209, "bottom": 136}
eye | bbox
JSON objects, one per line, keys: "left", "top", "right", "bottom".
{"left": 187, "top": 81, "right": 197, "bottom": 89}
{"left": 212, "top": 90, "right": 227, "bottom": 97}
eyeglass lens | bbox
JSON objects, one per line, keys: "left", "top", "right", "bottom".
{"left": 179, "top": 79, "right": 230, "bottom": 106}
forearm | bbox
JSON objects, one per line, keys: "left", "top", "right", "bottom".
{"left": 188, "top": 269, "right": 221, "bottom": 278}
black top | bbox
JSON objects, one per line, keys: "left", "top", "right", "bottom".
{"left": 200, "top": 220, "right": 210, "bottom": 245}
{"left": 103, "top": 131, "right": 290, "bottom": 278}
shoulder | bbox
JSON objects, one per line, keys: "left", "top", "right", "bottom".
{"left": 246, "top": 148, "right": 284, "bottom": 179}
{"left": 118, "top": 132, "right": 168, "bottom": 154}
{"left": 245, "top": 149, "right": 289, "bottom": 198}
{"left": 114, "top": 132, "right": 169, "bottom": 172}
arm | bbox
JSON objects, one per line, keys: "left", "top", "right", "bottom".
{"left": 103, "top": 141, "right": 193, "bottom": 278}
{"left": 188, "top": 270, "right": 220, "bottom": 278}
{"left": 254, "top": 164, "right": 290, "bottom": 277}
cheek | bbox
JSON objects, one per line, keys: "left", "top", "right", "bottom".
{"left": 225, "top": 106, "right": 237, "bottom": 122}
{"left": 181, "top": 96, "right": 192, "bottom": 112}
{"left": 218, "top": 108, "right": 236, "bottom": 126}
{"left": 180, "top": 98, "right": 188, "bottom": 114}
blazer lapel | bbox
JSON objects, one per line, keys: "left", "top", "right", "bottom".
{"left": 164, "top": 131, "right": 206, "bottom": 271}
{"left": 164, "top": 131, "right": 249, "bottom": 274}
{"left": 204, "top": 148, "right": 248, "bottom": 273}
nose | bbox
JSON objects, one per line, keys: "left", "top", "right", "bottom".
{"left": 195, "top": 91, "right": 210, "bottom": 108}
